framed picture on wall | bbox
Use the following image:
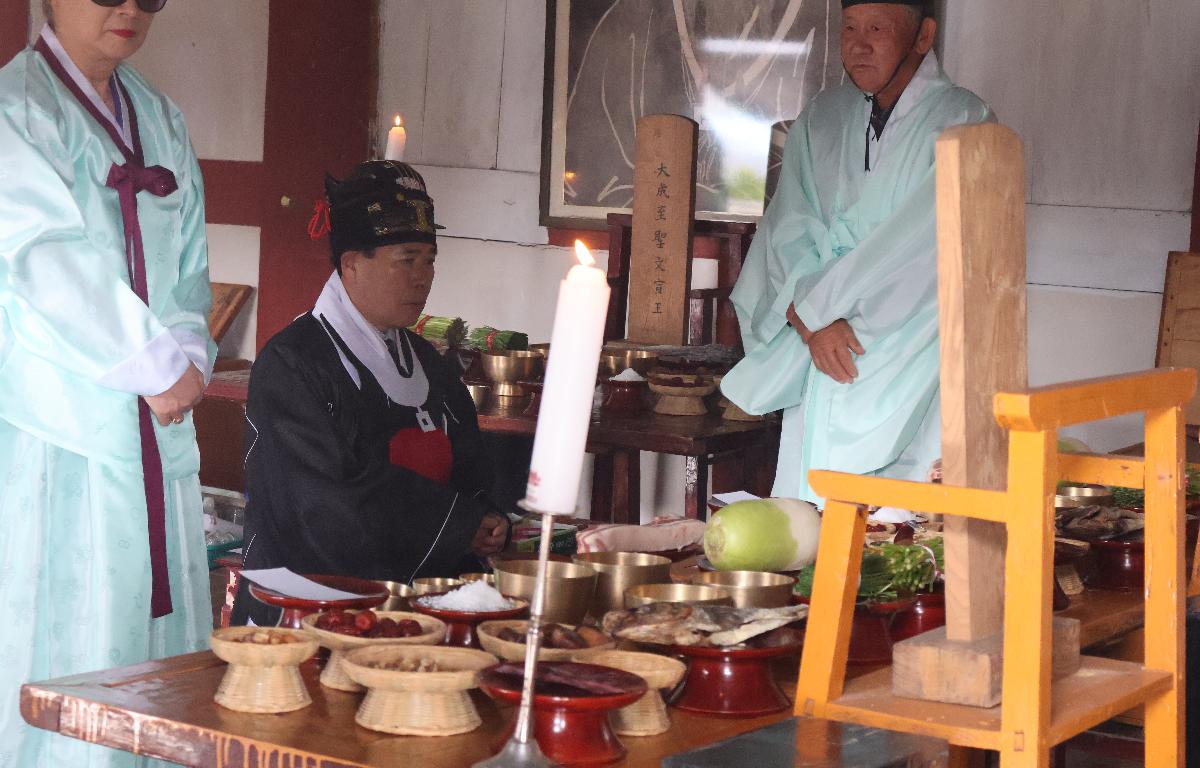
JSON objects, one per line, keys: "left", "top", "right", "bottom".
{"left": 540, "top": 0, "right": 846, "bottom": 229}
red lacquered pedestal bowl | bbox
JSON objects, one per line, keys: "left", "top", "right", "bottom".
{"left": 247, "top": 574, "right": 389, "bottom": 628}
{"left": 889, "top": 592, "right": 946, "bottom": 644}
{"left": 409, "top": 594, "right": 529, "bottom": 648}
{"left": 479, "top": 661, "right": 647, "bottom": 767}
{"left": 668, "top": 626, "right": 803, "bottom": 717}
{"left": 602, "top": 379, "right": 650, "bottom": 413}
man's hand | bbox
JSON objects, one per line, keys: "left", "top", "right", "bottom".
{"left": 144, "top": 364, "right": 204, "bottom": 426}
{"left": 471, "top": 511, "right": 510, "bottom": 558}
{"left": 807, "top": 319, "right": 865, "bottom": 384}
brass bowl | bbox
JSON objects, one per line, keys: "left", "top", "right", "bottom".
{"left": 465, "top": 382, "right": 490, "bottom": 411}
{"left": 623, "top": 583, "right": 733, "bottom": 609}
{"left": 573, "top": 552, "right": 673, "bottom": 618}
{"left": 480, "top": 350, "right": 543, "bottom": 397}
{"left": 529, "top": 343, "right": 551, "bottom": 360}
{"left": 690, "top": 570, "right": 797, "bottom": 608}
{"left": 412, "top": 577, "right": 463, "bottom": 596}
{"left": 493, "top": 559, "right": 597, "bottom": 625}
{"left": 600, "top": 349, "right": 658, "bottom": 379}
{"left": 459, "top": 572, "right": 495, "bottom": 586}
{"left": 380, "top": 581, "right": 415, "bottom": 611}
{"left": 1056, "top": 483, "right": 1114, "bottom": 509}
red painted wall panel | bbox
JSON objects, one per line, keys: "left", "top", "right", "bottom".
{"left": 200, "top": 159, "right": 265, "bottom": 229}
{"left": 254, "top": 0, "right": 379, "bottom": 351}
{"left": 2, "top": 0, "right": 29, "bottom": 67}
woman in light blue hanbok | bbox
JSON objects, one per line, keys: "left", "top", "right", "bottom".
{"left": 0, "top": 0, "right": 213, "bottom": 764}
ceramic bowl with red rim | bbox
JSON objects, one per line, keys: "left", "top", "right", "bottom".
{"left": 409, "top": 593, "right": 529, "bottom": 648}
{"left": 246, "top": 573, "right": 390, "bottom": 629}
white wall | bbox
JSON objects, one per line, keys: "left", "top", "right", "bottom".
{"left": 29, "top": 0, "right": 269, "bottom": 362}
{"left": 943, "top": 0, "right": 1199, "bottom": 449}
{"left": 380, "top": 0, "right": 1197, "bottom": 517}
{"left": 133, "top": 0, "right": 268, "bottom": 362}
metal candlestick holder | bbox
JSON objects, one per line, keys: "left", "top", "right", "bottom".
{"left": 472, "top": 499, "right": 571, "bottom": 768}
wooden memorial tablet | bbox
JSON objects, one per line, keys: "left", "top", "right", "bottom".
{"left": 626, "top": 115, "right": 698, "bottom": 345}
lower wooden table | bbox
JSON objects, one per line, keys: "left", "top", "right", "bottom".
{"left": 20, "top": 650, "right": 840, "bottom": 768}
{"left": 20, "top": 582, "right": 1142, "bottom": 768}
{"left": 477, "top": 399, "right": 779, "bottom": 524}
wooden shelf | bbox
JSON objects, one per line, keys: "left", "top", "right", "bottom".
{"left": 817, "top": 656, "right": 1172, "bottom": 751}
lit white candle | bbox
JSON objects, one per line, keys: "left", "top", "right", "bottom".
{"left": 525, "top": 241, "right": 611, "bottom": 514}
{"left": 385, "top": 114, "right": 407, "bottom": 161}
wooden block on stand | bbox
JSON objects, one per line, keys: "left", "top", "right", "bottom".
{"left": 892, "top": 617, "right": 1082, "bottom": 707}
{"left": 626, "top": 114, "right": 698, "bottom": 345}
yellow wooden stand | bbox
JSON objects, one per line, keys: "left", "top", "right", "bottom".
{"left": 794, "top": 367, "right": 1196, "bottom": 767}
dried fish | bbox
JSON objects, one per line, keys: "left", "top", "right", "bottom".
{"left": 1056, "top": 505, "right": 1145, "bottom": 540}
{"left": 600, "top": 602, "right": 808, "bottom": 647}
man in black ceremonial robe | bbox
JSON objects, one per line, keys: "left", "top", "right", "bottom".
{"left": 232, "top": 161, "right": 510, "bottom": 625}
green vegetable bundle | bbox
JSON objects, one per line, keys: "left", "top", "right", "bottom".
{"left": 792, "top": 537, "right": 944, "bottom": 603}
{"left": 409, "top": 314, "right": 467, "bottom": 349}
{"left": 468, "top": 326, "right": 528, "bottom": 352}
{"left": 876, "top": 537, "right": 943, "bottom": 596}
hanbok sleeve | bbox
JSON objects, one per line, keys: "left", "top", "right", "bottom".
{"left": 0, "top": 97, "right": 189, "bottom": 395}
{"left": 157, "top": 108, "right": 215, "bottom": 383}
{"left": 244, "top": 341, "right": 489, "bottom": 581}
{"left": 729, "top": 114, "right": 825, "bottom": 350}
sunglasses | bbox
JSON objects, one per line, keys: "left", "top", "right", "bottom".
{"left": 91, "top": 0, "right": 169, "bottom": 12}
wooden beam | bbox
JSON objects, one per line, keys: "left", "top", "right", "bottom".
{"left": 1057, "top": 452, "right": 1144, "bottom": 489}
{"left": 808, "top": 471, "right": 1009, "bottom": 523}
{"left": 935, "top": 123, "right": 1027, "bottom": 643}
{"left": 994, "top": 368, "right": 1198, "bottom": 432}
{"left": 254, "top": 0, "right": 379, "bottom": 352}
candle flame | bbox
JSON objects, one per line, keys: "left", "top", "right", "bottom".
{"left": 574, "top": 240, "right": 595, "bottom": 267}
{"left": 393, "top": 114, "right": 403, "bottom": 128}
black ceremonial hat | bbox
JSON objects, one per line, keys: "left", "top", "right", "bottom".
{"left": 322, "top": 160, "right": 442, "bottom": 258}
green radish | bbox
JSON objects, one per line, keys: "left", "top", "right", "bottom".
{"left": 703, "top": 498, "right": 821, "bottom": 572}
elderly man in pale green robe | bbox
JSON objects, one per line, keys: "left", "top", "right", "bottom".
{"left": 0, "top": 2, "right": 213, "bottom": 765}
{"left": 722, "top": 0, "right": 992, "bottom": 512}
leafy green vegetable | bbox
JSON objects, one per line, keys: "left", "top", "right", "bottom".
{"left": 792, "top": 538, "right": 943, "bottom": 603}
{"left": 876, "top": 538, "right": 943, "bottom": 595}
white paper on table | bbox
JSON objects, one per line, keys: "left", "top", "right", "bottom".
{"left": 709, "top": 491, "right": 762, "bottom": 508}
{"left": 239, "top": 568, "right": 366, "bottom": 601}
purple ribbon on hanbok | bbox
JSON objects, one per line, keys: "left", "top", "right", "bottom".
{"left": 36, "top": 37, "right": 177, "bottom": 618}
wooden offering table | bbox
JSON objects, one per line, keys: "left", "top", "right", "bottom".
{"left": 477, "top": 399, "right": 779, "bottom": 523}
{"left": 19, "top": 583, "right": 1143, "bottom": 768}
{"left": 20, "top": 651, "right": 938, "bottom": 768}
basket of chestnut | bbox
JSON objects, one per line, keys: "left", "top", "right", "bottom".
{"left": 301, "top": 609, "right": 447, "bottom": 692}
{"left": 476, "top": 620, "right": 615, "bottom": 662}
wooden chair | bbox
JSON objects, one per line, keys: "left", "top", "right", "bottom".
{"left": 795, "top": 367, "right": 1195, "bottom": 768}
